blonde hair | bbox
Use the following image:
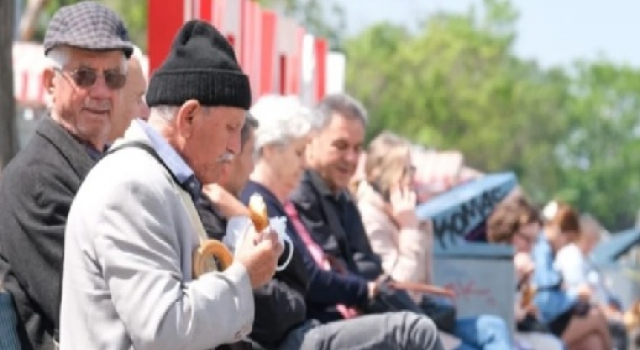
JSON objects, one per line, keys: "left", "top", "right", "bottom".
{"left": 363, "top": 132, "right": 412, "bottom": 197}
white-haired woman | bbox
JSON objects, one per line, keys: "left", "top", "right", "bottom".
{"left": 239, "top": 94, "right": 444, "bottom": 350}
{"left": 247, "top": 95, "right": 314, "bottom": 199}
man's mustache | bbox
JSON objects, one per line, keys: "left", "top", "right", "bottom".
{"left": 217, "top": 152, "right": 234, "bottom": 163}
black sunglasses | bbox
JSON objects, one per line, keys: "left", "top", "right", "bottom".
{"left": 54, "top": 67, "right": 127, "bottom": 90}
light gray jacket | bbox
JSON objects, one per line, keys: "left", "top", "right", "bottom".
{"left": 59, "top": 123, "right": 254, "bottom": 350}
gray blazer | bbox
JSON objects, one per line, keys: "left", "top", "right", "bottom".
{"left": 59, "top": 123, "right": 254, "bottom": 350}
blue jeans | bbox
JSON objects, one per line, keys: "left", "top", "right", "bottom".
{"left": 453, "top": 315, "right": 512, "bottom": 350}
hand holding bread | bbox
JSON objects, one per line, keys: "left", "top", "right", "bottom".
{"left": 193, "top": 193, "right": 281, "bottom": 287}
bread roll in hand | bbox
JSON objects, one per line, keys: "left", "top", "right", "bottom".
{"left": 248, "top": 194, "right": 269, "bottom": 232}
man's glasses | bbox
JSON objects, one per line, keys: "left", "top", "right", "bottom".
{"left": 54, "top": 67, "right": 127, "bottom": 90}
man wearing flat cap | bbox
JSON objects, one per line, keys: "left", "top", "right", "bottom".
{"left": 0, "top": 2, "right": 134, "bottom": 349}
{"left": 58, "top": 19, "right": 282, "bottom": 350}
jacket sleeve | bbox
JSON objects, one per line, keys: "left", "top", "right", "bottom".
{"left": 358, "top": 202, "right": 428, "bottom": 285}
{"left": 348, "top": 206, "right": 384, "bottom": 280}
{"left": 282, "top": 223, "right": 369, "bottom": 308}
{"left": 302, "top": 246, "right": 369, "bottom": 308}
{"left": 93, "top": 176, "right": 254, "bottom": 350}
{"left": 0, "top": 162, "right": 75, "bottom": 331}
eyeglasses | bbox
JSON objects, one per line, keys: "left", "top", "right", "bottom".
{"left": 54, "top": 67, "right": 127, "bottom": 90}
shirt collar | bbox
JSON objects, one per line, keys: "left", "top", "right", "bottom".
{"left": 136, "top": 119, "right": 202, "bottom": 200}
{"left": 84, "top": 143, "right": 104, "bottom": 161}
{"left": 70, "top": 134, "right": 106, "bottom": 161}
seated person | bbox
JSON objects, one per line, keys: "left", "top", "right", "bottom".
{"left": 293, "top": 95, "right": 512, "bottom": 350}
{"left": 198, "top": 96, "right": 443, "bottom": 350}
{"left": 624, "top": 300, "right": 640, "bottom": 350}
{"left": 555, "top": 214, "right": 628, "bottom": 350}
{"left": 532, "top": 201, "right": 612, "bottom": 350}
{"left": 487, "top": 197, "right": 564, "bottom": 350}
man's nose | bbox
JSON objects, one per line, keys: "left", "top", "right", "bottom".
{"left": 138, "top": 101, "right": 150, "bottom": 120}
{"left": 345, "top": 149, "right": 360, "bottom": 164}
{"left": 228, "top": 132, "right": 241, "bottom": 156}
{"left": 89, "top": 76, "right": 113, "bottom": 99}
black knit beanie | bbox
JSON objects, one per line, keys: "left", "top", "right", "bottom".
{"left": 146, "top": 20, "right": 251, "bottom": 109}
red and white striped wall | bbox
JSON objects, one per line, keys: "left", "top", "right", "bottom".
{"left": 12, "top": 42, "right": 47, "bottom": 107}
{"left": 147, "top": 0, "right": 342, "bottom": 106}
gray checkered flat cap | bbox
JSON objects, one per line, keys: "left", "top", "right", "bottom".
{"left": 44, "top": 1, "right": 133, "bottom": 58}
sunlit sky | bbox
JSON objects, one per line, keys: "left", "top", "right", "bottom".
{"left": 334, "top": 0, "right": 640, "bottom": 68}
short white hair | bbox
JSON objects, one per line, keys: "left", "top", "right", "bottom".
{"left": 131, "top": 45, "right": 144, "bottom": 60}
{"left": 46, "top": 47, "right": 69, "bottom": 69}
{"left": 149, "top": 105, "right": 179, "bottom": 122}
{"left": 251, "top": 94, "right": 313, "bottom": 155}
{"left": 44, "top": 48, "right": 70, "bottom": 108}
{"left": 129, "top": 45, "right": 149, "bottom": 80}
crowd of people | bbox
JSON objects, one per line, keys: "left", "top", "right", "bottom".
{"left": 1, "top": 1, "right": 639, "bottom": 350}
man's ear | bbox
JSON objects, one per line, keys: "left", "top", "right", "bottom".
{"left": 175, "top": 99, "right": 200, "bottom": 138}
{"left": 43, "top": 68, "right": 56, "bottom": 95}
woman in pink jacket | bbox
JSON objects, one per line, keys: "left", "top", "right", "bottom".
{"left": 353, "top": 133, "right": 434, "bottom": 293}
{"left": 354, "top": 132, "right": 513, "bottom": 350}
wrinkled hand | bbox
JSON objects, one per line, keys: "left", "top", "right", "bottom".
{"left": 234, "top": 224, "right": 283, "bottom": 289}
{"left": 202, "top": 183, "right": 249, "bottom": 217}
{"left": 389, "top": 185, "right": 418, "bottom": 229}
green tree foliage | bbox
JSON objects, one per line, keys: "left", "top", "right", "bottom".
{"left": 556, "top": 62, "right": 640, "bottom": 227}
{"left": 344, "top": 0, "right": 640, "bottom": 230}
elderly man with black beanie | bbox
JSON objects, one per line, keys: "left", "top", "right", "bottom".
{"left": 58, "top": 20, "right": 282, "bottom": 350}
